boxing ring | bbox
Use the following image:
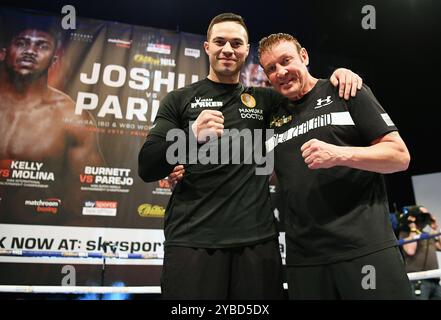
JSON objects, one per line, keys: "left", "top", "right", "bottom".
{"left": 1, "top": 233, "right": 441, "bottom": 296}
{"left": 0, "top": 248, "right": 161, "bottom": 294}
{"left": 398, "top": 232, "right": 441, "bottom": 281}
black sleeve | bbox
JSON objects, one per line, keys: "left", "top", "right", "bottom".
{"left": 138, "top": 91, "right": 181, "bottom": 182}
{"left": 149, "top": 91, "right": 181, "bottom": 139}
{"left": 138, "top": 135, "right": 174, "bottom": 182}
{"left": 347, "top": 84, "right": 398, "bottom": 143}
{"left": 264, "top": 88, "right": 288, "bottom": 128}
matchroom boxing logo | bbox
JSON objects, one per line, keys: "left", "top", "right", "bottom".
{"left": 24, "top": 198, "right": 61, "bottom": 214}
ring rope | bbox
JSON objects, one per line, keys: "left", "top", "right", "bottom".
{"left": 1, "top": 234, "right": 440, "bottom": 294}
{"left": 0, "top": 285, "right": 160, "bottom": 294}
{"left": 397, "top": 231, "right": 441, "bottom": 246}
{"left": 0, "top": 249, "right": 161, "bottom": 259}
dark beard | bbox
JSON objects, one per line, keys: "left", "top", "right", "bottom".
{"left": 5, "top": 64, "right": 48, "bottom": 93}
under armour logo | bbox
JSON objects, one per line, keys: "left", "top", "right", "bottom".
{"left": 315, "top": 96, "right": 333, "bottom": 109}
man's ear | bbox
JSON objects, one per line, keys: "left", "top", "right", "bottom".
{"left": 0, "top": 48, "right": 6, "bottom": 62}
{"left": 300, "top": 47, "right": 309, "bottom": 66}
{"left": 204, "top": 41, "right": 210, "bottom": 55}
{"left": 244, "top": 43, "right": 250, "bottom": 59}
{"left": 51, "top": 55, "right": 58, "bottom": 66}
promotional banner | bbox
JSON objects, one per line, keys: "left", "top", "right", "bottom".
{"left": 0, "top": 7, "right": 283, "bottom": 287}
{"left": 0, "top": 7, "right": 208, "bottom": 286}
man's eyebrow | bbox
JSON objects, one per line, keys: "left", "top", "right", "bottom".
{"left": 15, "top": 36, "right": 51, "bottom": 43}
{"left": 212, "top": 37, "right": 244, "bottom": 43}
{"left": 265, "top": 53, "right": 291, "bottom": 67}
{"left": 35, "top": 39, "right": 52, "bottom": 44}
{"left": 274, "top": 53, "right": 292, "bottom": 63}
{"left": 14, "top": 36, "right": 29, "bottom": 42}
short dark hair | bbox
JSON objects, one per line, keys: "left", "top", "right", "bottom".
{"left": 207, "top": 13, "right": 249, "bottom": 42}
{"left": 0, "top": 10, "right": 62, "bottom": 50}
{"left": 258, "top": 33, "right": 302, "bottom": 60}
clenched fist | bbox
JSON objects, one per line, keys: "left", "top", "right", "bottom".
{"left": 191, "top": 109, "right": 224, "bottom": 143}
{"left": 301, "top": 138, "right": 343, "bottom": 169}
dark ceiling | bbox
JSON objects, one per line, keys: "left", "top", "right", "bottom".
{"left": 1, "top": 0, "right": 440, "bottom": 207}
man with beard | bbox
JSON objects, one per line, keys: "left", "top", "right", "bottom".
{"left": 0, "top": 21, "right": 103, "bottom": 225}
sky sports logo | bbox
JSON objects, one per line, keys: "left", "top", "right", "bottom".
{"left": 146, "top": 43, "right": 171, "bottom": 55}
{"left": 82, "top": 201, "right": 117, "bottom": 217}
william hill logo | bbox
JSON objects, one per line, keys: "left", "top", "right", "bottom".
{"left": 138, "top": 203, "right": 165, "bottom": 218}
